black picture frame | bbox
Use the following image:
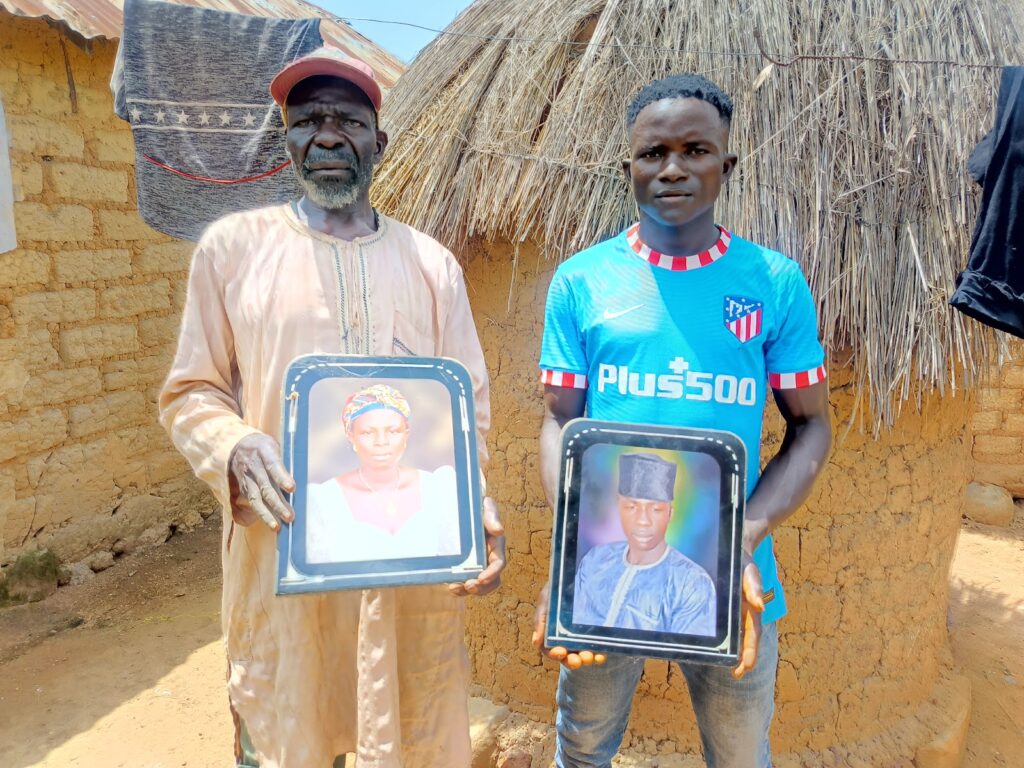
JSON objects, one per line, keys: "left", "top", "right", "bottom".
{"left": 275, "top": 354, "right": 486, "bottom": 595}
{"left": 545, "top": 419, "right": 745, "bottom": 665}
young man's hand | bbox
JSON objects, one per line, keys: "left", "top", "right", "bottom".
{"left": 449, "top": 497, "right": 506, "bottom": 597}
{"left": 732, "top": 553, "right": 765, "bottom": 679}
{"left": 531, "top": 581, "right": 607, "bottom": 669}
{"left": 228, "top": 433, "right": 295, "bottom": 530}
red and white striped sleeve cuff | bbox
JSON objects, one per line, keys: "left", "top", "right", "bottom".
{"left": 768, "top": 365, "right": 827, "bottom": 389}
{"left": 540, "top": 369, "right": 588, "bottom": 389}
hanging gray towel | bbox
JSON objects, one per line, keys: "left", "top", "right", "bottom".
{"left": 111, "top": 0, "right": 322, "bottom": 241}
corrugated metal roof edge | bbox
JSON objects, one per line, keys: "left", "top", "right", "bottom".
{"left": 0, "top": 1, "right": 404, "bottom": 85}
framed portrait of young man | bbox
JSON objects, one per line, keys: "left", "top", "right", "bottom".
{"left": 545, "top": 419, "right": 746, "bottom": 665}
{"left": 275, "top": 355, "right": 486, "bottom": 594}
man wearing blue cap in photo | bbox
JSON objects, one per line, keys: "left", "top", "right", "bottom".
{"left": 574, "top": 453, "right": 716, "bottom": 635}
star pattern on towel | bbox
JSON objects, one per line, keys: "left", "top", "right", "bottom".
{"left": 154, "top": 109, "right": 166, "bottom": 124}
{"left": 176, "top": 110, "right": 190, "bottom": 125}
{"left": 129, "top": 106, "right": 142, "bottom": 122}
{"left": 198, "top": 111, "right": 211, "bottom": 126}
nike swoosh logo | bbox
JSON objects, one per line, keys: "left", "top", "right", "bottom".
{"left": 603, "top": 304, "right": 644, "bottom": 321}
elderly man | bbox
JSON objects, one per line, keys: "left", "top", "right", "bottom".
{"left": 573, "top": 452, "right": 716, "bottom": 635}
{"left": 159, "top": 48, "right": 504, "bottom": 768}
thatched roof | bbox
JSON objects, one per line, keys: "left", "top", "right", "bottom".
{"left": 373, "top": 0, "right": 1024, "bottom": 423}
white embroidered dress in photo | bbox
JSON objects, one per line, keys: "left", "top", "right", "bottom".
{"left": 305, "top": 467, "right": 461, "bottom": 563}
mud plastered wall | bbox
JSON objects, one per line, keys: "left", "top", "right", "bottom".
{"left": 464, "top": 238, "right": 971, "bottom": 761}
{"left": 972, "top": 349, "right": 1024, "bottom": 497}
{"left": 0, "top": 16, "right": 212, "bottom": 567}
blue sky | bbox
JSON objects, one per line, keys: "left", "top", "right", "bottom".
{"left": 311, "top": 1, "right": 474, "bottom": 63}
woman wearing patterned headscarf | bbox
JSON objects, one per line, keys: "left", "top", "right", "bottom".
{"left": 305, "top": 383, "right": 460, "bottom": 563}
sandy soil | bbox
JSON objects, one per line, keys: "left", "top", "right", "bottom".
{"left": 0, "top": 521, "right": 231, "bottom": 768}
{"left": 948, "top": 518, "right": 1024, "bottom": 767}
{"left": 0, "top": 514, "right": 1020, "bottom": 768}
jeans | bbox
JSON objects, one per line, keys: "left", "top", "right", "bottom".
{"left": 555, "top": 621, "right": 779, "bottom": 768}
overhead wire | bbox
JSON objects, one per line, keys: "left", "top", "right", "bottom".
{"left": 336, "top": 15, "right": 1010, "bottom": 69}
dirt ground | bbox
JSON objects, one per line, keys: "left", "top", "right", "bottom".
{"left": 947, "top": 517, "right": 1024, "bottom": 767}
{"left": 0, "top": 514, "right": 1021, "bottom": 768}
{"left": 0, "top": 522, "right": 231, "bottom": 768}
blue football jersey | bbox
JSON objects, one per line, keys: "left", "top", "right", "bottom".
{"left": 540, "top": 225, "right": 827, "bottom": 623}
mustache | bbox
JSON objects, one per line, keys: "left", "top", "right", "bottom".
{"left": 301, "top": 146, "right": 360, "bottom": 173}
{"left": 293, "top": 144, "right": 374, "bottom": 210}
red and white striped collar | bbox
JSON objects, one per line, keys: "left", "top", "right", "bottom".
{"left": 625, "top": 224, "right": 731, "bottom": 271}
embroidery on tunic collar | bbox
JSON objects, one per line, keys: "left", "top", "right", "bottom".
{"left": 282, "top": 201, "right": 388, "bottom": 247}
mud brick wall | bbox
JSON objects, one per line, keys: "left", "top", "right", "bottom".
{"left": 463, "top": 239, "right": 972, "bottom": 761}
{"left": 972, "top": 351, "right": 1024, "bottom": 497}
{"left": 0, "top": 16, "right": 213, "bottom": 566}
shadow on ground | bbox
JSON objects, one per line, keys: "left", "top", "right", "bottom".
{"left": 948, "top": 521, "right": 1024, "bottom": 768}
{"left": 0, "top": 519, "right": 225, "bottom": 768}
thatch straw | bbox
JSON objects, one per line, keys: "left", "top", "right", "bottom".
{"left": 372, "top": 0, "right": 1024, "bottom": 424}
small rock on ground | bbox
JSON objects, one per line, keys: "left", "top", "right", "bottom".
{"left": 112, "top": 538, "right": 134, "bottom": 556}
{"left": 965, "top": 482, "right": 1015, "bottom": 527}
{"left": 86, "top": 552, "right": 116, "bottom": 573}
{"left": 67, "top": 562, "right": 96, "bottom": 585}
{"left": 496, "top": 749, "right": 532, "bottom": 768}
{"left": 137, "top": 524, "right": 173, "bottom": 549}
{"left": 178, "top": 510, "right": 205, "bottom": 531}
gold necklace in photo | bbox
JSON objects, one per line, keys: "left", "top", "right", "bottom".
{"left": 358, "top": 468, "right": 402, "bottom": 518}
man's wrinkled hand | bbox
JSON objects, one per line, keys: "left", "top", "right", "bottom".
{"left": 531, "top": 581, "right": 607, "bottom": 669}
{"left": 450, "top": 497, "right": 506, "bottom": 597}
{"left": 228, "top": 433, "right": 295, "bottom": 531}
{"left": 733, "top": 554, "right": 765, "bottom": 680}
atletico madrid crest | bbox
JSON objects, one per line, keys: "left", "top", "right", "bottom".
{"left": 724, "top": 296, "right": 763, "bottom": 343}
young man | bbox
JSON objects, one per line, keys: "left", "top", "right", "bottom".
{"left": 160, "top": 48, "right": 505, "bottom": 768}
{"left": 573, "top": 452, "right": 716, "bottom": 635}
{"left": 533, "top": 74, "right": 832, "bottom": 767}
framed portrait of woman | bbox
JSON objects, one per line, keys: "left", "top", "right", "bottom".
{"left": 545, "top": 419, "right": 746, "bottom": 665}
{"left": 275, "top": 354, "right": 486, "bottom": 594}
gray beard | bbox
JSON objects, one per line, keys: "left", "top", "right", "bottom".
{"left": 293, "top": 158, "right": 374, "bottom": 210}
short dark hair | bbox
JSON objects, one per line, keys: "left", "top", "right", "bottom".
{"left": 626, "top": 73, "right": 733, "bottom": 127}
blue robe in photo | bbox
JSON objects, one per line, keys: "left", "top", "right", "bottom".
{"left": 573, "top": 541, "right": 716, "bottom": 636}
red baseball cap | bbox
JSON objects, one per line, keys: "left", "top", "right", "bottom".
{"left": 270, "top": 46, "right": 382, "bottom": 112}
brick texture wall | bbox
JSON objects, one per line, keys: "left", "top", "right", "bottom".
{"left": 972, "top": 349, "right": 1024, "bottom": 497}
{"left": 0, "top": 15, "right": 214, "bottom": 566}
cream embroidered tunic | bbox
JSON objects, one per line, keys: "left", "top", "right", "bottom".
{"left": 158, "top": 203, "right": 490, "bottom": 768}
